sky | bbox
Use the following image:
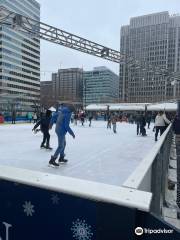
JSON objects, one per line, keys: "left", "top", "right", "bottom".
{"left": 38, "top": 0, "right": 180, "bottom": 81}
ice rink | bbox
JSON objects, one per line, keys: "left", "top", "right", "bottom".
{"left": 0, "top": 121, "right": 156, "bottom": 186}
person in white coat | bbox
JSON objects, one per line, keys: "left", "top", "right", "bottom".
{"left": 154, "top": 111, "right": 171, "bottom": 141}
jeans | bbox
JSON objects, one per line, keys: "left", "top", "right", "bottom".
{"left": 53, "top": 134, "right": 66, "bottom": 159}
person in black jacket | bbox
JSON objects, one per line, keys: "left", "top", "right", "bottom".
{"left": 32, "top": 109, "right": 52, "bottom": 149}
{"left": 136, "top": 113, "right": 141, "bottom": 135}
{"left": 140, "top": 113, "right": 147, "bottom": 136}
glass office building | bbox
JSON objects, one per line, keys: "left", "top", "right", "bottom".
{"left": 83, "top": 66, "right": 119, "bottom": 106}
{"left": 0, "top": 0, "right": 40, "bottom": 112}
{"left": 120, "top": 12, "right": 180, "bottom": 103}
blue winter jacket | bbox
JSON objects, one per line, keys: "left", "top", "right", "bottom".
{"left": 50, "top": 107, "right": 75, "bottom": 137}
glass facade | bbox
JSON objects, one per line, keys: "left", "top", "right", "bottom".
{"left": 0, "top": 0, "right": 40, "bottom": 112}
{"left": 120, "top": 12, "right": 180, "bottom": 103}
{"left": 83, "top": 66, "right": 119, "bottom": 106}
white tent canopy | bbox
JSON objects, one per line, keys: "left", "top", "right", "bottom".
{"left": 86, "top": 102, "right": 177, "bottom": 112}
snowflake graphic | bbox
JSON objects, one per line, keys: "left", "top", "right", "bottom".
{"left": 51, "top": 194, "right": 60, "bottom": 204}
{"left": 23, "top": 201, "right": 35, "bottom": 216}
{"left": 71, "top": 219, "right": 93, "bottom": 240}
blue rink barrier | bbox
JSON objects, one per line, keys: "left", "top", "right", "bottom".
{"left": 0, "top": 166, "right": 179, "bottom": 240}
{"left": 4, "top": 116, "right": 29, "bottom": 122}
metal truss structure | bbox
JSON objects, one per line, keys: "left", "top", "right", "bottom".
{"left": 0, "top": 6, "right": 179, "bottom": 78}
{"left": 0, "top": 6, "right": 122, "bottom": 63}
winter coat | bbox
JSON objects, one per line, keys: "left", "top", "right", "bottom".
{"left": 33, "top": 116, "right": 51, "bottom": 132}
{"left": 139, "top": 115, "right": 146, "bottom": 127}
{"left": 154, "top": 114, "right": 170, "bottom": 127}
{"left": 50, "top": 107, "right": 75, "bottom": 137}
{"left": 173, "top": 116, "right": 180, "bottom": 134}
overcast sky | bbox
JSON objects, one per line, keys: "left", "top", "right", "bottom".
{"left": 38, "top": 0, "right": 180, "bottom": 81}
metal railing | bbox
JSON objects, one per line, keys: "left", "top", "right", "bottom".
{"left": 123, "top": 124, "right": 173, "bottom": 217}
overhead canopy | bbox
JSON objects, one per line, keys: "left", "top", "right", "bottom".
{"left": 86, "top": 103, "right": 148, "bottom": 111}
{"left": 148, "top": 102, "right": 177, "bottom": 111}
{"left": 86, "top": 102, "right": 177, "bottom": 112}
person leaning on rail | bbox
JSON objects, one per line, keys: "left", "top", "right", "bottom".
{"left": 154, "top": 111, "right": 171, "bottom": 142}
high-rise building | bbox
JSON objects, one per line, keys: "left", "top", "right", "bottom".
{"left": 40, "top": 81, "right": 54, "bottom": 109}
{"left": 52, "top": 68, "right": 83, "bottom": 104}
{"left": 83, "top": 66, "right": 119, "bottom": 106}
{"left": 120, "top": 12, "right": 180, "bottom": 103}
{"left": 0, "top": 0, "right": 40, "bottom": 112}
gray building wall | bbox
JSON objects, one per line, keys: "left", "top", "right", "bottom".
{"left": 0, "top": 0, "right": 40, "bottom": 111}
{"left": 40, "top": 81, "right": 54, "bottom": 108}
{"left": 52, "top": 68, "right": 83, "bottom": 104}
{"left": 83, "top": 66, "right": 119, "bottom": 106}
{"left": 120, "top": 12, "right": 180, "bottom": 103}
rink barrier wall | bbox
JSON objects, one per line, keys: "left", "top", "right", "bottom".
{"left": 123, "top": 124, "right": 172, "bottom": 216}
{"left": 0, "top": 129, "right": 180, "bottom": 239}
{"left": 0, "top": 165, "right": 152, "bottom": 212}
{"left": 0, "top": 176, "right": 179, "bottom": 239}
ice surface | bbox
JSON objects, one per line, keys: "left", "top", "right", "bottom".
{"left": 0, "top": 121, "right": 155, "bottom": 186}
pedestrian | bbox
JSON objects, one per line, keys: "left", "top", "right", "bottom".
{"left": 71, "top": 112, "right": 74, "bottom": 124}
{"left": 49, "top": 105, "right": 75, "bottom": 166}
{"left": 140, "top": 113, "right": 147, "bottom": 136}
{"left": 111, "top": 115, "right": 117, "bottom": 133}
{"left": 80, "top": 112, "right": 85, "bottom": 126}
{"left": 107, "top": 115, "right": 111, "bottom": 129}
{"left": 74, "top": 113, "right": 78, "bottom": 125}
{"left": 27, "top": 112, "right": 32, "bottom": 123}
{"left": 33, "top": 112, "right": 38, "bottom": 123}
{"left": 32, "top": 110, "right": 52, "bottom": 149}
{"left": 154, "top": 111, "right": 170, "bottom": 141}
{"left": 11, "top": 110, "right": 16, "bottom": 124}
{"left": 89, "top": 115, "right": 93, "bottom": 127}
{"left": 146, "top": 114, "right": 152, "bottom": 129}
{"left": 136, "top": 113, "right": 141, "bottom": 135}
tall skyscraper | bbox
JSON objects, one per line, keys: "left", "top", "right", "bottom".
{"left": 120, "top": 12, "right": 180, "bottom": 103}
{"left": 83, "top": 66, "right": 119, "bottom": 106}
{"left": 52, "top": 68, "right": 83, "bottom": 104}
{"left": 0, "top": 0, "right": 40, "bottom": 112}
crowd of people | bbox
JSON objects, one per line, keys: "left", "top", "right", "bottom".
{"left": 2, "top": 105, "right": 177, "bottom": 166}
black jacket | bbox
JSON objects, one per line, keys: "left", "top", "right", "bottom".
{"left": 33, "top": 116, "right": 51, "bottom": 132}
{"left": 173, "top": 116, "right": 180, "bottom": 134}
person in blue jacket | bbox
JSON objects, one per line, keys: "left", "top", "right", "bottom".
{"left": 49, "top": 105, "right": 75, "bottom": 166}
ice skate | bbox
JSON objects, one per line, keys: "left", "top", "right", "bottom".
{"left": 49, "top": 156, "right": 59, "bottom": 167}
{"left": 45, "top": 145, "right": 53, "bottom": 150}
{"left": 40, "top": 143, "right": 46, "bottom": 149}
{"left": 59, "top": 156, "right": 68, "bottom": 164}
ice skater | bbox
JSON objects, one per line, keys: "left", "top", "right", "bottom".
{"left": 11, "top": 110, "right": 16, "bottom": 124}
{"left": 154, "top": 111, "right": 170, "bottom": 141}
{"left": 140, "top": 113, "right": 147, "bottom": 136}
{"left": 136, "top": 113, "right": 141, "bottom": 135}
{"left": 111, "top": 115, "right": 117, "bottom": 133}
{"left": 88, "top": 115, "right": 93, "bottom": 127}
{"left": 107, "top": 115, "right": 111, "bottom": 129}
{"left": 32, "top": 109, "right": 52, "bottom": 149}
{"left": 49, "top": 105, "right": 75, "bottom": 167}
